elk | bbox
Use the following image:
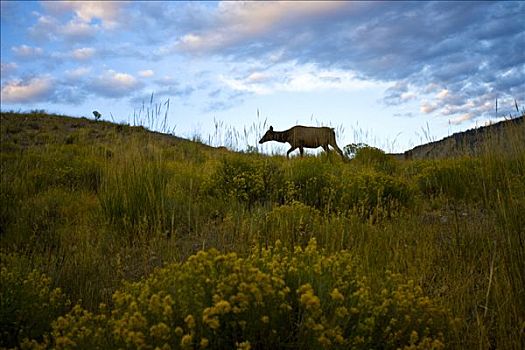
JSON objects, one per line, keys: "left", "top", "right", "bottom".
{"left": 259, "top": 125, "right": 345, "bottom": 159}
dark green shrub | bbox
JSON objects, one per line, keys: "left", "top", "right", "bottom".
{"left": 263, "top": 201, "right": 321, "bottom": 249}
{"left": 284, "top": 157, "right": 334, "bottom": 210}
{"left": 335, "top": 170, "right": 412, "bottom": 219}
{"left": 416, "top": 158, "right": 482, "bottom": 201}
{"left": 207, "top": 155, "right": 283, "bottom": 206}
{"left": 353, "top": 146, "right": 398, "bottom": 174}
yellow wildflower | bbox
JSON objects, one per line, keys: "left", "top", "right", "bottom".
{"left": 410, "top": 330, "right": 419, "bottom": 344}
{"left": 185, "top": 314, "right": 195, "bottom": 329}
{"left": 54, "top": 336, "right": 76, "bottom": 348}
{"left": 335, "top": 306, "right": 349, "bottom": 318}
{"left": 206, "top": 317, "right": 220, "bottom": 330}
{"left": 129, "top": 311, "right": 147, "bottom": 329}
{"left": 149, "top": 294, "right": 161, "bottom": 312}
{"left": 150, "top": 322, "right": 170, "bottom": 341}
{"left": 330, "top": 288, "right": 344, "bottom": 302}
{"left": 335, "top": 334, "right": 345, "bottom": 344}
{"left": 215, "top": 300, "right": 232, "bottom": 314}
{"left": 181, "top": 334, "right": 193, "bottom": 348}
{"left": 318, "top": 335, "right": 331, "bottom": 347}
{"left": 300, "top": 291, "right": 320, "bottom": 310}
{"left": 236, "top": 341, "right": 251, "bottom": 350}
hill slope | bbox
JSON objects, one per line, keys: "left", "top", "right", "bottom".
{"left": 0, "top": 111, "right": 218, "bottom": 152}
{"left": 396, "top": 115, "right": 525, "bottom": 159}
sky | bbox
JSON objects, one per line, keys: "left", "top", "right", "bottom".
{"left": 1, "top": 1, "right": 524, "bottom": 154}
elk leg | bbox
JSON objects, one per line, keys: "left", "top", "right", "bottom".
{"left": 287, "top": 146, "right": 297, "bottom": 158}
{"left": 299, "top": 147, "right": 304, "bottom": 157}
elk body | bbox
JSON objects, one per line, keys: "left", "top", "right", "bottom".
{"left": 259, "top": 125, "right": 345, "bottom": 159}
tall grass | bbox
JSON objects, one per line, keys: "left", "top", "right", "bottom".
{"left": 99, "top": 146, "right": 170, "bottom": 241}
{"left": 1, "top": 111, "right": 524, "bottom": 349}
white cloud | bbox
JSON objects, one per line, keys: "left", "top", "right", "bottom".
{"left": 88, "top": 70, "right": 142, "bottom": 98}
{"left": 102, "top": 71, "right": 137, "bottom": 89}
{"left": 29, "top": 13, "right": 97, "bottom": 41}
{"left": 220, "top": 75, "right": 270, "bottom": 94}
{"left": 449, "top": 113, "right": 473, "bottom": 125}
{"left": 177, "top": 2, "right": 347, "bottom": 53}
{"left": 61, "top": 18, "right": 97, "bottom": 39}
{"left": 110, "top": 72, "right": 136, "bottom": 86}
{"left": 400, "top": 91, "right": 416, "bottom": 102}
{"left": 420, "top": 101, "right": 438, "bottom": 114}
{"left": 181, "top": 34, "right": 202, "bottom": 46}
{"left": 65, "top": 66, "right": 91, "bottom": 79}
{"left": 71, "top": 47, "right": 96, "bottom": 60}
{"left": 436, "top": 89, "right": 449, "bottom": 100}
{"left": 220, "top": 63, "right": 384, "bottom": 95}
{"left": 1, "top": 76, "right": 54, "bottom": 103}
{"left": 41, "top": 1, "right": 125, "bottom": 29}
{"left": 11, "top": 45, "right": 43, "bottom": 57}
{"left": 138, "top": 69, "right": 154, "bottom": 78}
{"left": 29, "top": 2, "right": 128, "bottom": 42}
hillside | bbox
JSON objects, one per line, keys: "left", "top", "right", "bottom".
{"left": 397, "top": 115, "right": 525, "bottom": 159}
{"left": 1, "top": 111, "right": 524, "bottom": 349}
{"left": 0, "top": 111, "right": 219, "bottom": 152}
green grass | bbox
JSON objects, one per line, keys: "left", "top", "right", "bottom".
{"left": 1, "top": 111, "right": 524, "bottom": 349}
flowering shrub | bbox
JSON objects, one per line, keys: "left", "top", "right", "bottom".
{"left": 47, "top": 239, "right": 454, "bottom": 349}
{"left": 285, "top": 157, "right": 333, "bottom": 209}
{"left": 333, "top": 170, "right": 412, "bottom": 219}
{"left": 0, "top": 255, "right": 70, "bottom": 348}
{"left": 207, "top": 155, "right": 284, "bottom": 206}
{"left": 263, "top": 201, "right": 321, "bottom": 249}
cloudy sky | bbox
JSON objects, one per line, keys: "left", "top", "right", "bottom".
{"left": 1, "top": 1, "right": 524, "bottom": 153}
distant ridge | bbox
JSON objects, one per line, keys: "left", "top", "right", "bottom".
{"left": 390, "top": 115, "right": 524, "bottom": 160}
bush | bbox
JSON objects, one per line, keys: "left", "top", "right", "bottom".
{"left": 416, "top": 158, "right": 482, "bottom": 201}
{"left": 207, "top": 155, "right": 283, "bottom": 206}
{"left": 284, "top": 157, "right": 333, "bottom": 210}
{"left": 46, "top": 240, "right": 455, "bottom": 349}
{"left": 335, "top": 170, "right": 412, "bottom": 220}
{"left": 0, "top": 254, "right": 70, "bottom": 348}
{"left": 353, "top": 146, "right": 398, "bottom": 174}
{"left": 263, "top": 201, "right": 321, "bottom": 249}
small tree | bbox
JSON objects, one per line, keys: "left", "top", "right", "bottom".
{"left": 343, "top": 143, "right": 368, "bottom": 159}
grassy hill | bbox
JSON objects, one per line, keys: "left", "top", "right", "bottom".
{"left": 1, "top": 111, "right": 524, "bottom": 349}
{"left": 400, "top": 116, "right": 525, "bottom": 160}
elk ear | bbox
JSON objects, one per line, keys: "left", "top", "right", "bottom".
{"left": 269, "top": 126, "right": 273, "bottom": 131}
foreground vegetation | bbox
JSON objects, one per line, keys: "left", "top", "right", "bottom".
{"left": 1, "top": 111, "right": 524, "bottom": 349}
